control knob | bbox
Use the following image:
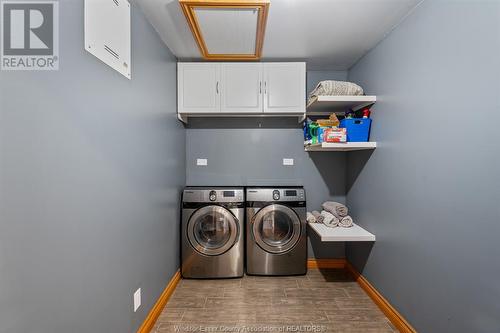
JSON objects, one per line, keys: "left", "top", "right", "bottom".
{"left": 272, "top": 190, "right": 280, "bottom": 201}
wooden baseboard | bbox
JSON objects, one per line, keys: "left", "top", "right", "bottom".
{"left": 137, "top": 270, "right": 181, "bottom": 333}
{"left": 345, "top": 262, "right": 417, "bottom": 333}
{"left": 307, "top": 258, "right": 347, "bottom": 269}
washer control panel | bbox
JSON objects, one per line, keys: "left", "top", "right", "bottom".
{"left": 183, "top": 188, "right": 244, "bottom": 203}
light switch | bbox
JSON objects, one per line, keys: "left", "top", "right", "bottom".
{"left": 197, "top": 158, "right": 208, "bottom": 166}
{"left": 283, "top": 158, "right": 294, "bottom": 166}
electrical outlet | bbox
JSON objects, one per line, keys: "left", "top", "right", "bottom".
{"left": 283, "top": 158, "right": 294, "bottom": 166}
{"left": 197, "top": 158, "right": 208, "bottom": 166}
{"left": 133, "top": 288, "right": 141, "bottom": 312}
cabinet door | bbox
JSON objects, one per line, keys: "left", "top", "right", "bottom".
{"left": 220, "top": 63, "right": 263, "bottom": 113}
{"left": 178, "top": 63, "right": 220, "bottom": 113}
{"left": 263, "top": 63, "right": 306, "bottom": 113}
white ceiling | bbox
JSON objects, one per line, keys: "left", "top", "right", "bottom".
{"left": 133, "top": 0, "right": 423, "bottom": 70}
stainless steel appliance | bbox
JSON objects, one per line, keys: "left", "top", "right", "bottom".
{"left": 182, "top": 187, "right": 244, "bottom": 278}
{"left": 246, "top": 187, "right": 307, "bottom": 276}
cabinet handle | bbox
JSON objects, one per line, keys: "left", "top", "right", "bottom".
{"left": 259, "top": 81, "right": 262, "bottom": 94}
{"left": 216, "top": 81, "right": 219, "bottom": 94}
{"left": 264, "top": 81, "right": 267, "bottom": 94}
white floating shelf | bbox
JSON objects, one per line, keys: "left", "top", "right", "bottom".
{"left": 306, "top": 95, "right": 376, "bottom": 114}
{"left": 305, "top": 142, "right": 377, "bottom": 152}
{"left": 309, "top": 223, "right": 376, "bottom": 242}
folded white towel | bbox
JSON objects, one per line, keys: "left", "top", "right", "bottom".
{"left": 311, "top": 210, "right": 324, "bottom": 223}
{"left": 307, "top": 80, "right": 364, "bottom": 107}
{"left": 306, "top": 212, "right": 316, "bottom": 224}
{"left": 339, "top": 215, "right": 353, "bottom": 228}
{"left": 321, "top": 210, "right": 339, "bottom": 228}
{"left": 322, "top": 201, "right": 348, "bottom": 218}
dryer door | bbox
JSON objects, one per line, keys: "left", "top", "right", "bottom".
{"left": 187, "top": 205, "right": 239, "bottom": 256}
{"left": 252, "top": 204, "right": 301, "bottom": 254}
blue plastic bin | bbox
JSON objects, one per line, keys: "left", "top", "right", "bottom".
{"left": 340, "top": 118, "right": 372, "bottom": 142}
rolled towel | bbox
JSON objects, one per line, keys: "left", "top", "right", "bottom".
{"left": 321, "top": 210, "right": 339, "bottom": 228}
{"left": 322, "top": 201, "right": 348, "bottom": 218}
{"left": 306, "top": 212, "right": 316, "bottom": 224}
{"left": 311, "top": 210, "right": 324, "bottom": 223}
{"left": 339, "top": 215, "right": 353, "bottom": 228}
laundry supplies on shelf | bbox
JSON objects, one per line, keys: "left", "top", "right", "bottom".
{"left": 324, "top": 128, "right": 347, "bottom": 143}
{"left": 303, "top": 119, "right": 320, "bottom": 145}
{"left": 316, "top": 113, "right": 340, "bottom": 127}
{"left": 304, "top": 113, "right": 347, "bottom": 146}
{"left": 340, "top": 118, "right": 372, "bottom": 142}
{"left": 304, "top": 106, "right": 373, "bottom": 150}
{"left": 304, "top": 79, "right": 376, "bottom": 151}
{"left": 308, "top": 122, "right": 320, "bottom": 144}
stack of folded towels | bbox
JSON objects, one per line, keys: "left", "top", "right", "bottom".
{"left": 306, "top": 201, "right": 354, "bottom": 228}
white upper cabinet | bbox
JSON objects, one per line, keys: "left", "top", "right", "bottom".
{"left": 220, "top": 63, "right": 263, "bottom": 113}
{"left": 178, "top": 63, "right": 220, "bottom": 113}
{"left": 177, "top": 62, "right": 305, "bottom": 122}
{"left": 263, "top": 63, "right": 306, "bottom": 113}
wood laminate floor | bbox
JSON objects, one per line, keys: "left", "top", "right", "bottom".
{"left": 153, "top": 268, "right": 397, "bottom": 333}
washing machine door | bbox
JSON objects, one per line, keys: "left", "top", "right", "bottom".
{"left": 187, "top": 205, "right": 239, "bottom": 256}
{"left": 252, "top": 204, "right": 302, "bottom": 254}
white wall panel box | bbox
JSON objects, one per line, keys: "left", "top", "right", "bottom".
{"left": 84, "top": 0, "right": 131, "bottom": 79}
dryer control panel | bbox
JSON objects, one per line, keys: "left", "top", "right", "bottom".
{"left": 246, "top": 188, "right": 305, "bottom": 202}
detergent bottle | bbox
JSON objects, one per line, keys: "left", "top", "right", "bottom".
{"left": 308, "top": 122, "right": 320, "bottom": 144}
{"left": 303, "top": 119, "right": 312, "bottom": 144}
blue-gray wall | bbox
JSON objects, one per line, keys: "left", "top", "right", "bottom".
{"left": 185, "top": 119, "right": 344, "bottom": 258}
{"left": 0, "top": 2, "right": 184, "bottom": 333}
{"left": 346, "top": 1, "right": 500, "bottom": 332}
{"left": 307, "top": 70, "right": 347, "bottom": 95}
{"left": 185, "top": 70, "right": 348, "bottom": 258}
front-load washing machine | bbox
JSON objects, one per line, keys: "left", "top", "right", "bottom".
{"left": 182, "top": 187, "right": 244, "bottom": 278}
{"left": 246, "top": 187, "right": 307, "bottom": 276}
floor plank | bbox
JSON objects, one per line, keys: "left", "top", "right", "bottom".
{"left": 153, "top": 268, "right": 397, "bottom": 333}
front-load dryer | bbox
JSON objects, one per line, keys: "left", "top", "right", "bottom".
{"left": 246, "top": 187, "right": 307, "bottom": 276}
{"left": 182, "top": 187, "right": 244, "bottom": 278}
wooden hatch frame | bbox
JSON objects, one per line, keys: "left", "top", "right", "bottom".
{"left": 179, "top": 0, "right": 270, "bottom": 60}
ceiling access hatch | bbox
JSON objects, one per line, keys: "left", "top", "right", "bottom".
{"left": 179, "top": 0, "right": 270, "bottom": 60}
